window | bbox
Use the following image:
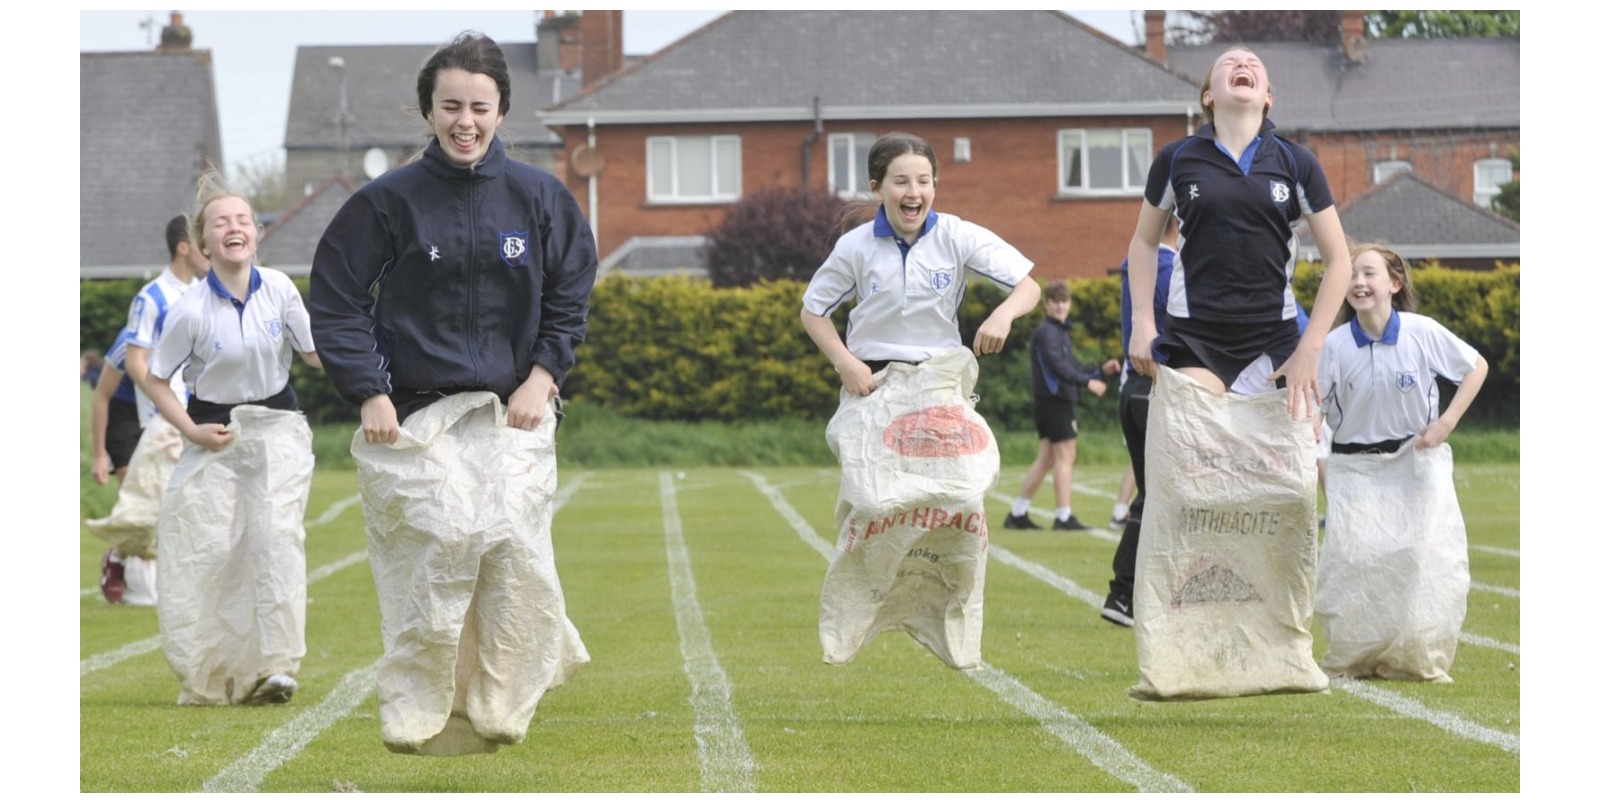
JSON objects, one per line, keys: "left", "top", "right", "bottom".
{"left": 1474, "top": 158, "right": 1513, "bottom": 207}
{"left": 1373, "top": 159, "right": 1411, "bottom": 183}
{"left": 647, "top": 135, "right": 741, "bottom": 203}
{"left": 828, "top": 132, "right": 874, "bottom": 197}
{"left": 1058, "top": 129, "right": 1151, "bottom": 194}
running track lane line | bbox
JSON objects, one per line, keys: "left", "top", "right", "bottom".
{"left": 197, "top": 473, "right": 591, "bottom": 790}
{"left": 740, "top": 470, "right": 1192, "bottom": 793}
{"left": 750, "top": 471, "right": 1522, "bottom": 759}
{"left": 660, "top": 472, "right": 758, "bottom": 792}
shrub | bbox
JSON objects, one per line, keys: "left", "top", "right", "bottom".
{"left": 703, "top": 186, "right": 860, "bottom": 288}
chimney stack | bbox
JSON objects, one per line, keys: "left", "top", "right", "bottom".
{"left": 157, "top": 11, "right": 193, "bottom": 53}
{"left": 579, "top": 10, "right": 625, "bottom": 88}
{"left": 1341, "top": 9, "right": 1369, "bottom": 64}
{"left": 1143, "top": 10, "right": 1167, "bottom": 65}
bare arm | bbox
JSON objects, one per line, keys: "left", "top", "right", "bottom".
{"left": 1269, "top": 207, "right": 1352, "bottom": 420}
{"left": 90, "top": 363, "right": 123, "bottom": 485}
{"left": 122, "top": 345, "right": 151, "bottom": 386}
{"left": 1126, "top": 201, "right": 1169, "bottom": 376}
{"left": 1418, "top": 355, "right": 1489, "bottom": 449}
{"left": 801, "top": 309, "right": 874, "bottom": 397}
{"left": 973, "top": 276, "right": 1040, "bottom": 356}
{"left": 135, "top": 367, "right": 232, "bottom": 453}
{"left": 298, "top": 350, "right": 323, "bottom": 370}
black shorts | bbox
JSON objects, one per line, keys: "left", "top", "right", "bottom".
{"left": 1157, "top": 316, "right": 1300, "bottom": 392}
{"left": 106, "top": 398, "right": 142, "bottom": 470}
{"left": 1033, "top": 395, "right": 1078, "bottom": 442}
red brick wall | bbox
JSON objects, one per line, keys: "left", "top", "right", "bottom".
{"left": 1305, "top": 130, "right": 1520, "bottom": 206}
{"left": 559, "top": 115, "right": 1192, "bottom": 281}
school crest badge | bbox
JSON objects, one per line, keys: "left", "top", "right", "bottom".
{"left": 1396, "top": 370, "right": 1418, "bottom": 393}
{"left": 930, "top": 269, "right": 954, "bottom": 295}
{"left": 267, "top": 319, "right": 283, "bottom": 339}
{"left": 500, "top": 232, "right": 530, "bottom": 269}
{"left": 1270, "top": 180, "right": 1291, "bottom": 204}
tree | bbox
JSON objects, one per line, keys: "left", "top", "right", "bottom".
{"left": 1492, "top": 148, "right": 1519, "bottom": 222}
{"left": 1367, "top": 11, "right": 1519, "bottom": 39}
{"left": 231, "top": 153, "right": 287, "bottom": 215}
{"left": 703, "top": 186, "right": 860, "bottom": 288}
{"left": 1168, "top": 11, "right": 1340, "bottom": 44}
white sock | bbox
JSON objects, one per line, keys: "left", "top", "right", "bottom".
{"left": 1112, "top": 503, "right": 1130, "bottom": 519}
{"left": 1056, "top": 507, "right": 1073, "bottom": 522}
{"left": 1011, "top": 498, "right": 1031, "bottom": 517}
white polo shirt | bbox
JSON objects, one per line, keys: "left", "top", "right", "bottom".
{"left": 802, "top": 209, "right": 1033, "bottom": 362}
{"left": 111, "top": 267, "right": 200, "bottom": 426}
{"left": 1319, "top": 311, "right": 1480, "bottom": 446}
{"left": 149, "top": 267, "right": 315, "bottom": 406}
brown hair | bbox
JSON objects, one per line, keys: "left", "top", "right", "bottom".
{"left": 1043, "top": 280, "right": 1071, "bottom": 303}
{"left": 188, "top": 170, "right": 253, "bottom": 259}
{"left": 1337, "top": 243, "right": 1418, "bottom": 325}
{"left": 867, "top": 131, "right": 938, "bottom": 187}
{"left": 418, "top": 31, "right": 512, "bottom": 120}
{"left": 1199, "top": 46, "right": 1271, "bottom": 125}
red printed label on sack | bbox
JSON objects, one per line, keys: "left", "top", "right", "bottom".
{"left": 883, "top": 405, "right": 989, "bottom": 457}
{"left": 841, "top": 506, "right": 989, "bottom": 552}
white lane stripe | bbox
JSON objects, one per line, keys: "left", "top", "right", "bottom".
{"left": 202, "top": 663, "right": 380, "bottom": 792}
{"left": 969, "top": 664, "right": 1192, "bottom": 793}
{"left": 982, "top": 516, "right": 1523, "bottom": 753}
{"left": 660, "top": 472, "right": 757, "bottom": 792}
{"left": 741, "top": 470, "right": 1188, "bottom": 793}
{"left": 198, "top": 473, "right": 592, "bottom": 788}
{"left": 80, "top": 494, "right": 367, "bottom": 677}
{"left": 1331, "top": 678, "right": 1519, "bottom": 754}
{"left": 1472, "top": 582, "right": 1519, "bottom": 599}
{"left": 988, "top": 490, "right": 1120, "bottom": 543}
{"left": 1461, "top": 632, "right": 1519, "bottom": 655}
{"left": 1470, "top": 544, "right": 1519, "bottom": 559}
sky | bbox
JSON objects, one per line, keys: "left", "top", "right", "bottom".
{"left": 78, "top": 5, "right": 1147, "bottom": 176}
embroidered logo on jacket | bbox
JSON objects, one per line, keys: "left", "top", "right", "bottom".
{"left": 1396, "top": 370, "right": 1418, "bottom": 393}
{"left": 930, "top": 269, "right": 953, "bottom": 294}
{"left": 500, "top": 232, "right": 530, "bottom": 268}
{"left": 267, "top": 319, "right": 283, "bottom": 339}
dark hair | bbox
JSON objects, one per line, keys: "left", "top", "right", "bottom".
{"left": 166, "top": 214, "right": 190, "bottom": 259}
{"left": 1043, "top": 280, "right": 1071, "bottom": 303}
{"left": 1337, "top": 243, "right": 1418, "bottom": 326}
{"left": 867, "top": 132, "right": 938, "bottom": 187}
{"left": 417, "top": 32, "right": 512, "bottom": 120}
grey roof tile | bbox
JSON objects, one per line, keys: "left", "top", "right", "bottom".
{"left": 1339, "top": 171, "right": 1519, "bottom": 247}
{"left": 257, "top": 176, "right": 359, "bottom": 274}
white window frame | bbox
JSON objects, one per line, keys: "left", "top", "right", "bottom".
{"left": 1474, "top": 157, "right": 1513, "bottom": 207}
{"left": 646, "top": 135, "right": 742, "bottom": 204}
{"left": 1057, "top": 128, "right": 1152, "bottom": 195}
{"left": 1373, "top": 159, "right": 1412, "bottom": 183}
{"left": 827, "top": 132, "right": 875, "bottom": 198}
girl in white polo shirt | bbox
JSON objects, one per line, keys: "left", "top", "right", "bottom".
{"left": 1316, "top": 244, "right": 1488, "bottom": 681}
{"left": 140, "top": 173, "right": 323, "bottom": 705}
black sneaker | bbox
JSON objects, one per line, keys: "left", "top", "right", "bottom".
{"left": 1108, "top": 513, "right": 1128, "bottom": 532}
{"left": 1101, "top": 594, "right": 1133, "bottom": 627}
{"left": 1002, "top": 512, "right": 1041, "bottom": 530}
{"left": 1052, "top": 515, "right": 1090, "bottom": 531}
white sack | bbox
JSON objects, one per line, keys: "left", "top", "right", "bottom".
{"left": 1317, "top": 442, "right": 1469, "bottom": 681}
{"left": 157, "top": 406, "right": 313, "bottom": 705}
{"left": 353, "top": 392, "right": 588, "bottom": 756}
{"left": 819, "top": 349, "right": 997, "bottom": 671}
{"left": 86, "top": 415, "right": 184, "bottom": 560}
{"left": 1131, "top": 366, "right": 1327, "bottom": 700}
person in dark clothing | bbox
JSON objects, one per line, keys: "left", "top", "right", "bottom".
{"left": 1003, "top": 280, "right": 1119, "bottom": 531}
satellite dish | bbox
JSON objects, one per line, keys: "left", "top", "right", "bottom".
{"left": 362, "top": 147, "right": 390, "bottom": 179}
{"left": 570, "top": 144, "right": 606, "bottom": 178}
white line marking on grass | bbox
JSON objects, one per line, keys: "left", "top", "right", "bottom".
{"left": 1471, "top": 581, "right": 1519, "bottom": 599}
{"left": 1331, "top": 678, "right": 1519, "bottom": 754}
{"left": 81, "top": 495, "right": 367, "bottom": 678}
{"left": 970, "top": 664, "right": 1192, "bottom": 792}
{"left": 988, "top": 491, "right": 1120, "bottom": 543}
{"left": 202, "top": 662, "right": 380, "bottom": 792}
{"left": 659, "top": 472, "right": 757, "bottom": 792}
{"left": 988, "top": 543, "right": 1105, "bottom": 605}
{"left": 742, "top": 470, "right": 1188, "bottom": 792}
{"left": 1461, "top": 632, "right": 1519, "bottom": 655}
{"left": 1470, "top": 544, "right": 1519, "bottom": 559}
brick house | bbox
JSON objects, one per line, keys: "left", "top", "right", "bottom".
{"left": 80, "top": 12, "right": 223, "bottom": 278}
{"left": 540, "top": 10, "right": 1199, "bottom": 281}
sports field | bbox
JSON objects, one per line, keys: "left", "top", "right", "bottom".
{"left": 79, "top": 461, "right": 1520, "bottom": 792}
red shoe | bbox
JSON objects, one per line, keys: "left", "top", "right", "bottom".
{"left": 100, "top": 549, "right": 125, "bottom": 604}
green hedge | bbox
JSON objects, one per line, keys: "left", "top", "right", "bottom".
{"left": 79, "top": 261, "right": 1520, "bottom": 428}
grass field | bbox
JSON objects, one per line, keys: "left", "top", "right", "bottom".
{"left": 79, "top": 457, "right": 1520, "bottom": 792}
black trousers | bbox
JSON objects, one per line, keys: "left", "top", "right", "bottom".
{"left": 1108, "top": 372, "right": 1152, "bottom": 600}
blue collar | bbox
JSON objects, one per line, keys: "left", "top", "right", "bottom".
{"left": 1197, "top": 117, "right": 1276, "bottom": 174}
{"left": 1349, "top": 310, "right": 1401, "bottom": 346}
{"left": 872, "top": 205, "right": 938, "bottom": 241}
{"left": 206, "top": 266, "right": 262, "bottom": 304}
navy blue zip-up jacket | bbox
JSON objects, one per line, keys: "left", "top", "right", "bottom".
{"left": 309, "top": 137, "right": 598, "bottom": 416}
{"left": 1029, "top": 316, "right": 1103, "bottom": 404}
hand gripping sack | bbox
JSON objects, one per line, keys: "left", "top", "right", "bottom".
{"left": 156, "top": 406, "right": 313, "bottom": 705}
{"left": 1317, "top": 441, "right": 1469, "bottom": 682}
{"left": 353, "top": 392, "right": 589, "bottom": 755}
{"left": 85, "top": 415, "right": 184, "bottom": 560}
{"left": 1130, "top": 366, "right": 1328, "bottom": 700}
{"left": 819, "top": 348, "right": 998, "bottom": 670}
